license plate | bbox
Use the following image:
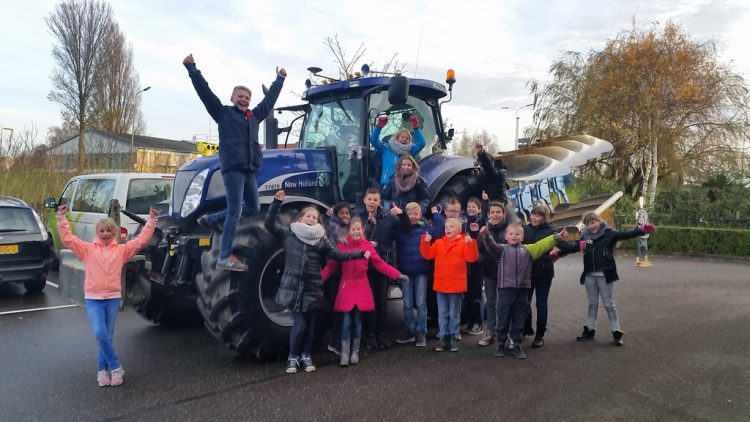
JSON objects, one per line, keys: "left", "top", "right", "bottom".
{"left": 198, "top": 237, "right": 211, "bottom": 247}
{"left": 0, "top": 244, "right": 19, "bottom": 254}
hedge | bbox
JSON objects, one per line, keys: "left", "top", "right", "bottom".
{"left": 616, "top": 225, "right": 750, "bottom": 258}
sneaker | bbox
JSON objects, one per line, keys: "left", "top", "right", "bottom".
{"left": 456, "top": 332, "right": 462, "bottom": 341}
{"left": 415, "top": 332, "right": 427, "bottom": 347}
{"left": 327, "top": 343, "right": 341, "bottom": 356}
{"left": 576, "top": 326, "right": 596, "bottom": 341}
{"left": 434, "top": 338, "right": 446, "bottom": 352}
{"left": 395, "top": 332, "right": 415, "bottom": 344}
{"left": 110, "top": 367, "right": 124, "bottom": 386}
{"left": 300, "top": 355, "right": 316, "bottom": 372}
{"left": 493, "top": 343, "right": 505, "bottom": 357}
{"left": 464, "top": 324, "right": 484, "bottom": 336}
{"left": 508, "top": 339, "right": 515, "bottom": 351}
{"left": 512, "top": 343, "right": 527, "bottom": 359}
{"left": 478, "top": 334, "right": 496, "bottom": 347}
{"left": 197, "top": 215, "right": 222, "bottom": 232}
{"left": 285, "top": 357, "right": 300, "bottom": 374}
{"left": 612, "top": 330, "right": 624, "bottom": 346}
{"left": 531, "top": 336, "right": 544, "bottom": 348}
{"left": 97, "top": 370, "right": 110, "bottom": 387}
{"left": 449, "top": 336, "right": 459, "bottom": 352}
{"left": 217, "top": 255, "right": 247, "bottom": 272}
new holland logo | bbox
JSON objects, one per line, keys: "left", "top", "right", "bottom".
{"left": 316, "top": 172, "right": 330, "bottom": 188}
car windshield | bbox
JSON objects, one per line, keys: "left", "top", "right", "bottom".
{"left": 0, "top": 207, "right": 40, "bottom": 233}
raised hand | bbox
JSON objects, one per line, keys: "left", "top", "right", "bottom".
{"left": 475, "top": 141, "right": 484, "bottom": 151}
{"left": 363, "top": 250, "right": 371, "bottom": 259}
{"left": 558, "top": 228, "right": 569, "bottom": 240}
{"left": 641, "top": 223, "right": 656, "bottom": 234}
{"left": 376, "top": 115, "right": 389, "bottom": 128}
{"left": 431, "top": 206, "right": 439, "bottom": 214}
{"left": 390, "top": 204, "right": 403, "bottom": 216}
{"left": 479, "top": 226, "right": 488, "bottom": 236}
{"left": 149, "top": 207, "right": 159, "bottom": 220}
{"left": 277, "top": 66, "right": 287, "bottom": 78}
{"left": 464, "top": 234, "right": 472, "bottom": 243}
{"left": 469, "top": 223, "right": 479, "bottom": 232}
{"left": 57, "top": 204, "right": 68, "bottom": 217}
{"left": 409, "top": 114, "right": 420, "bottom": 129}
{"left": 424, "top": 232, "right": 432, "bottom": 242}
{"left": 183, "top": 54, "right": 194, "bottom": 64}
{"left": 481, "top": 190, "right": 489, "bottom": 201}
{"left": 274, "top": 190, "right": 285, "bottom": 201}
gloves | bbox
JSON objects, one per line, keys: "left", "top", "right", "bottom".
{"left": 641, "top": 223, "right": 656, "bottom": 234}
{"left": 409, "top": 114, "right": 420, "bottom": 129}
{"left": 376, "top": 115, "right": 389, "bottom": 128}
{"left": 579, "top": 240, "right": 587, "bottom": 251}
{"left": 397, "top": 274, "right": 410, "bottom": 283}
{"left": 550, "top": 250, "right": 560, "bottom": 263}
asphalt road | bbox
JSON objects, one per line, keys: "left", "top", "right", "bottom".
{"left": 1, "top": 255, "right": 748, "bottom": 422}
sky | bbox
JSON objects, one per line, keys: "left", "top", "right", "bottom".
{"left": 1, "top": 0, "right": 749, "bottom": 152}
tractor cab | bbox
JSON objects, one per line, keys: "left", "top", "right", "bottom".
{"left": 283, "top": 70, "right": 455, "bottom": 204}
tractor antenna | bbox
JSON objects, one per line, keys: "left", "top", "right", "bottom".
{"left": 414, "top": 24, "right": 423, "bottom": 77}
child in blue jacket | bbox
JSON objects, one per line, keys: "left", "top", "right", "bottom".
{"left": 370, "top": 113, "right": 426, "bottom": 186}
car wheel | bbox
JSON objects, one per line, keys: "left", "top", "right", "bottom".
{"left": 24, "top": 277, "right": 47, "bottom": 294}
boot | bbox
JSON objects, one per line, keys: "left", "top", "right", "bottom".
{"left": 512, "top": 342, "right": 527, "bottom": 359}
{"left": 339, "top": 340, "right": 350, "bottom": 366}
{"left": 350, "top": 337, "right": 361, "bottom": 364}
{"left": 576, "top": 326, "right": 595, "bottom": 341}
{"left": 612, "top": 330, "right": 624, "bottom": 346}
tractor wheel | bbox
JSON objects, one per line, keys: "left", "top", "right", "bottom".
{"left": 196, "top": 216, "right": 292, "bottom": 359}
{"left": 131, "top": 274, "right": 202, "bottom": 328}
{"left": 24, "top": 276, "right": 47, "bottom": 294}
{"left": 434, "top": 170, "right": 483, "bottom": 206}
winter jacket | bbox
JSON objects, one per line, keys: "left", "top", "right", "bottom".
{"left": 523, "top": 222, "right": 557, "bottom": 280}
{"left": 477, "top": 149, "right": 509, "bottom": 204}
{"left": 480, "top": 232, "right": 556, "bottom": 289}
{"left": 464, "top": 213, "right": 485, "bottom": 239}
{"left": 265, "top": 199, "right": 364, "bottom": 312}
{"left": 394, "top": 210, "right": 444, "bottom": 276}
{"left": 381, "top": 175, "right": 430, "bottom": 216}
{"left": 353, "top": 205, "right": 396, "bottom": 259}
{"left": 324, "top": 214, "right": 349, "bottom": 245}
{"left": 558, "top": 223, "right": 645, "bottom": 284}
{"left": 185, "top": 62, "right": 284, "bottom": 172}
{"left": 321, "top": 236, "right": 401, "bottom": 312}
{"left": 478, "top": 219, "right": 508, "bottom": 273}
{"left": 57, "top": 215, "right": 156, "bottom": 299}
{"left": 370, "top": 127, "right": 426, "bottom": 185}
{"left": 420, "top": 234, "right": 479, "bottom": 293}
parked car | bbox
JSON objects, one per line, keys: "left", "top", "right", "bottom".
{"left": 43, "top": 172, "right": 175, "bottom": 265}
{"left": 0, "top": 196, "right": 52, "bottom": 293}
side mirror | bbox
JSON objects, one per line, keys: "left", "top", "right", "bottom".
{"left": 447, "top": 128, "right": 455, "bottom": 140}
{"left": 43, "top": 197, "right": 57, "bottom": 210}
{"left": 368, "top": 108, "right": 380, "bottom": 119}
{"left": 388, "top": 75, "right": 409, "bottom": 105}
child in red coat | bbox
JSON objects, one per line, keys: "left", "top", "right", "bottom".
{"left": 322, "top": 218, "right": 408, "bottom": 366}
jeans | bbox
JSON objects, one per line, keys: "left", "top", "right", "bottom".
{"left": 341, "top": 308, "right": 362, "bottom": 342}
{"left": 289, "top": 311, "right": 316, "bottom": 358}
{"left": 204, "top": 170, "right": 260, "bottom": 260}
{"left": 483, "top": 273, "right": 498, "bottom": 332}
{"left": 584, "top": 274, "right": 620, "bottom": 331}
{"left": 400, "top": 273, "right": 428, "bottom": 334}
{"left": 464, "top": 263, "right": 484, "bottom": 327}
{"left": 496, "top": 288, "right": 530, "bottom": 343}
{"left": 85, "top": 298, "right": 121, "bottom": 371}
{"left": 436, "top": 292, "right": 462, "bottom": 337}
{"left": 364, "top": 270, "right": 388, "bottom": 337}
{"left": 525, "top": 276, "right": 552, "bottom": 337}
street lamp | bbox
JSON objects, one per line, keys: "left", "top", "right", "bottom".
{"left": 130, "top": 86, "right": 151, "bottom": 170}
{"left": 501, "top": 103, "right": 533, "bottom": 149}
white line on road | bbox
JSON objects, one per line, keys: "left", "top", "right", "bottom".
{"left": 46, "top": 280, "right": 59, "bottom": 288}
{"left": 0, "top": 304, "right": 78, "bottom": 316}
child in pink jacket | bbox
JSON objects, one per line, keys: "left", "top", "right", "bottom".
{"left": 57, "top": 204, "right": 157, "bottom": 387}
{"left": 322, "top": 217, "right": 408, "bottom": 367}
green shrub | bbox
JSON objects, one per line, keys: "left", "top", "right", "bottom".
{"left": 617, "top": 225, "right": 750, "bottom": 257}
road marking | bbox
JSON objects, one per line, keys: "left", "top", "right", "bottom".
{"left": 46, "top": 280, "right": 59, "bottom": 288}
{"left": 0, "top": 304, "right": 78, "bottom": 316}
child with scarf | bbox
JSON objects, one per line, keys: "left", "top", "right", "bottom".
{"left": 371, "top": 113, "right": 426, "bottom": 186}
{"left": 557, "top": 212, "right": 655, "bottom": 346}
{"left": 265, "top": 190, "right": 369, "bottom": 374}
{"left": 382, "top": 155, "right": 430, "bottom": 217}
{"left": 321, "top": 218, "right": 408, "bottom": 366}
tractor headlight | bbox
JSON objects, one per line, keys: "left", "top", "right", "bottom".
{"left": 180, "top": 168, "right": 209, "bottom": 218}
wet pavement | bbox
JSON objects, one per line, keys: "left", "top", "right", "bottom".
{"left": 1, "top": 255, "right": 749, "bottom": 421}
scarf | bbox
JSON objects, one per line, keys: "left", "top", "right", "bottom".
{"left": 394, "top": 170, "right": 419, "bottom": 194}
{"left": 388, "top": 136, "right": 413, "bottom": 157}
{"left": 582, "top": 222, "right": 609, "bottom": 241}
{"left": 290, "top": 222, "right": 326, "bottom": 246}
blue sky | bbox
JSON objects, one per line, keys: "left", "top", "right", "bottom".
{"left": 1, "top": 0, "right": 748, "bottom": 152}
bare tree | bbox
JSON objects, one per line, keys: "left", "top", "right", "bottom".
{"left": 46, "top": 0, "right": 117, "bottom": 172}
{"left": 323, "top": 34, "right": 407, "bottom": 78}
{"left": 449, "top": 130, "right": 499, "bottom": 158}
{"left": 89, "top": 26, "right": 146, "bottom": 135}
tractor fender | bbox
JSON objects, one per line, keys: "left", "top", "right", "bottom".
{"left": 418, "top": 154, "right": 478, "bottom": 200}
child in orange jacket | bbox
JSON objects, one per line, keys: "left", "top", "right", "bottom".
{"left": 420, "top": 218, "right": 479, "bottom": 352}
{"left": 56, "top": 204, "right": 157, "bottom": 387}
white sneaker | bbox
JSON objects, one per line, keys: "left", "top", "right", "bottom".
{"left": 110, "top": 367, "right": 125, "bottom": 386}
{"left": 97, "top": 370, "right": 110, "bottom": 387}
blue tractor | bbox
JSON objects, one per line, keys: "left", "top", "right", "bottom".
{"left": 129, "top": 66, "right": 611, "bottom": 357}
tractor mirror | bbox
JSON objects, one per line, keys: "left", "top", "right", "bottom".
{"left": 388, "top": 75, "right": 409, "bottom": 105}
{"left": 447, "top": 128, "right": 455, "bottom": 140}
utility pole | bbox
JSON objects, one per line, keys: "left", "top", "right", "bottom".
{"left": 501, "top": 103, "right": 533, "bottom": 149}
{"left": 130, "top": 86, "right": 151, "bottom": 171}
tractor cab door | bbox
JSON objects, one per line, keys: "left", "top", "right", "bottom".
{"left": 299, "top": 96, "right": 366, "bottom": 204}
